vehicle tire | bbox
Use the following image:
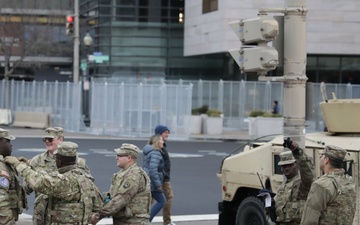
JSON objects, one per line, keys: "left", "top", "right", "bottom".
{"left": 218, "top": 201, "right": 235, "bottom": 225}
{"left": 235, "top": 196, "right": 268, "bottom": 225}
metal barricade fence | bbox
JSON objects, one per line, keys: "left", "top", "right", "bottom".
{"left": 0, "top": 80, "right": 83, "bottom": 132}
{"left": 89, "top": 82, "right": 193, "bottom": 139}
{"left": 1, "top": 79, "right": 360, "bottom": 139}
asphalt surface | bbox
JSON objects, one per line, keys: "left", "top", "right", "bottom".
{"left": 17, "top": 217, "right": 218, "bottom": 225}
{"left": 3, "top": 127, "right": 249, "bottom": 225}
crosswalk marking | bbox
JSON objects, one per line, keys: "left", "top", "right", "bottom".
{"left": 16, "top": 148, "right": 228, "bottom": 158}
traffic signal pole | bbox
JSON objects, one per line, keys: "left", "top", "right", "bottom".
{"left": 229, "top": 0, "right": 307, "bottom": 149}
{"left": 73, "top": 0, "right": 80, "bottom": 83}
{"left": 282, "top": 0, "right": 307, "bottom": 149}
{"left": 259, "top": 0, "right": 308, "bottom": 148}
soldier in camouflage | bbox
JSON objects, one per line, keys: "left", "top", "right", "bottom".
{"left": 300, "top": 145, "right": 356, "bottom": 225}
{"left": 91, "top": 143, "right": 151, "bottom": 225}
{"left": 0, "top": 128, "right": 27, "bottom": 225}
{"left": 272, "top": 138, "right": 314, "bottom": 225}
{"left": 24, "top": 127, "right": 93, "bottom": 225}
{"left": 5, "top": 141, "right": 103, "bottom": 225}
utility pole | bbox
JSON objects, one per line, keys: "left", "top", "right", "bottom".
{"left": 282, "top": 0, "right": 307, "bottom": 148}
{"left": 73, "top": 0, "right": 80, "bottom": 83}
{"left": 229, "top": 0, "right": 308, "bottom": 148}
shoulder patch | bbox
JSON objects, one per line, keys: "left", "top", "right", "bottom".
{"left": 123, "top": 182, "right": 130, "bottom": 188}
{"left": 1, "top": 170, "right": 10, "bottom": 178}
{"left": 0, "top": 177, "right": 9, "bottom": 188}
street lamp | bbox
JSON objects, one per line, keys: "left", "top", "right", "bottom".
{"left": 83, "top": 32, "right": 93, "bottom": 47}
{"left": 82, "top": 32, "right": 93, "bottom": 126}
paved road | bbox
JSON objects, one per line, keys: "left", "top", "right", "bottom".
{"left": 11, "top": 136, "right": 244, "bottom": 224}
{"left": 17, "top": 217, "right": 217, "bottom": 225}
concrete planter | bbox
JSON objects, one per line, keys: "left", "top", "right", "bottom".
{"left": 191, "top": 115, "right": 202, "bottom": 134}
{"left": 0, "top": 109, "right": 12, "bottom": 125}
{"left": 248, "top": 117, "right": 283, "bottom": 137}
{"left": 205, "top": 115, "right": 223, "bottom": 135}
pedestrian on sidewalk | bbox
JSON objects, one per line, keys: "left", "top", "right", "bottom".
{"left": 0, "top": 128, "right": 27, "bottom": 225}
{"left": 143, "top": 134, "right": 166, "bottom": 222}
{"left": 155, "top": 125, "right": 176, "bottom": 225}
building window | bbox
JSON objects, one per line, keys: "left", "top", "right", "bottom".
{"left": 203, "top": 0, "right": 218, "bottom": 14}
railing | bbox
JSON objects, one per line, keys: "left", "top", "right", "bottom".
{"left": 0, "top": 80, "right": 83, "bottom": 132}
{"left": 1, "top": 78, "right": 360, "bottom": 139}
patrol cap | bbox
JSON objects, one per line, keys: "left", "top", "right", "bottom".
{"left": 0, "top": 128, "right": 15, "bottom": 140}
{"left": 320, "top": 145, "right": 347, "bottom": 161}
{"left": 55, "top": 141, "right": 78, "bottom": 157}
{"left": 114, "top": 143, "right": 140, "bottom": 158}
{"left": 43, "top": 127, "right": 64, "bottom": 139}
{"left": 278, "top": 151, "right": 296, "bottom": 166}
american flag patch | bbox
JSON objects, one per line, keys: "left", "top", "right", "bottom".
{"left": 1, "top": 170, "right": 10, "bottom": 178}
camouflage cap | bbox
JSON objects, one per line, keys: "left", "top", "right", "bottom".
{"left": 43, "top": 127, "right": 64, "bottom": 139}
{"left": 320, "top": 145, "right": 347, "bottom": 161}
{"left": 0, "top": 128, "right": 15, "bottom": 140}
{"left": 55, "top": 141, "right": 78, "bottom": 157}
{"left": 278, "top": 151, "right": 296, "bottom": 166}
{"left": 114, "top": 143, "right": 140, "bottom": 158}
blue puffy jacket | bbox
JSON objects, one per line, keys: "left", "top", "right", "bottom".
{"left": 142, "top": 144, "right": 165, "bottom": 191}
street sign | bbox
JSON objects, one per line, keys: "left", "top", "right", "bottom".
{"left": 88, "top": 55, "right": 109, "bottom": 63}
{"left": 81, "top": 62, "right": 87, "bottom": 71}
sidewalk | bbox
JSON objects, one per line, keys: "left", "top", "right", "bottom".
{"left": 3, "top": 126, "right": 252, "bottom": 142}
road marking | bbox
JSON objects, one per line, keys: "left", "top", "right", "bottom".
{"left": 16, "top": 149, "right": 88, "bottom": 156}
{"left": 169, "top": 153, "right": 203, "bottom": 158}
{"left": 17, "top": 148, "right": 44, "bottom": 152}
{"left": 198, "top": 150, "right": 229, "bottom": 156}
{"left": 19, "top": 213, "right": 218, "bottom": 223}
{"left": 20, "top": 148, "right": 223, "bottom": 158}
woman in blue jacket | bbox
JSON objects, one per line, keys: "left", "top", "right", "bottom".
{"left": 142, "top": 134, "right": 166, "bottom": 222}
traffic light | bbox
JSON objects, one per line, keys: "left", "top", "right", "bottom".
{"left": 229, "top": 16, "right": 279, "bottom": 75}
{"left": 66, "top": 15, "right": 74, "bottom": 36}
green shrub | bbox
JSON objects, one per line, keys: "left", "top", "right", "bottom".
{"left": 249, "top": 110, "right": 282, "bottom": 117}
{"left": 207, "top": 109, "right": 222, "bottom": 117}
{"left": 192, "top": 105, "right": 209, "bottom": 115}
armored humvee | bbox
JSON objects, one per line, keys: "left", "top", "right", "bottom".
{"left": 217, "top": 97, "right": 360, "bottom": 225}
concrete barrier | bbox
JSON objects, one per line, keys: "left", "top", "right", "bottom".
{"left": 13, "top": 111, "right": 50, "bottom": 129}
{"left": 0, "top": 109, "right": 12, "bottom": 125}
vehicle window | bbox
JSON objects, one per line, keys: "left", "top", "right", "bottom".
{"left": 274, "top": 154, "right": 282, "bottom": 175}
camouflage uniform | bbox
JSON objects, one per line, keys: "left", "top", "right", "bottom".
{"left": 14, "top": 142, "right": 102, "bottom": 225}
{"left": 300, "top": 146, "right": 356, "bottom": 225}
{"left": 24, "top": 127, "right": 93, "bottom": 225}
{"left": 0, "top": 129, "right": 26, "bottom": 225}
{"left": 95, "top": 144, "right": 151, "bottom": 225}
{"left": 274, "top": 149, "right": 314, "bottom": 225}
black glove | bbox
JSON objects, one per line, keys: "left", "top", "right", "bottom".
{"left": 283, "top": 137, "right": 292, "bottom": 148}
{"left": 283, "top": 137, "right": 299, "bottom": 152}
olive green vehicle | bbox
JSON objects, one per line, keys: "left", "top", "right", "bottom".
{"left": 217, "top": 97, "right": 360, "bottom": 225}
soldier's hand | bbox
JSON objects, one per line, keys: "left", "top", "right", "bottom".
{"left": 283, "top": 137, "right": 298, "bottom": 151}
{"left": 91, "top": 213, "right": 100, "bottom": 225}
{"left": 288, "top": 140, "right": 299, "bottom": 151}
{"left": 18, "top": 157, "right": 30, "bottom": 165}
{"left": 4, "top": 156, "right": 21, "bottom": 166}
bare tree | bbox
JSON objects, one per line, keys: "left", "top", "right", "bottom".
{"left": 0, "top": 0, "right": 72, "bottom": 108}
{"left": 0, "top": 0, "right": 72, "bottom": 80}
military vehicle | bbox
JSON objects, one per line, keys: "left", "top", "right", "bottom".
{"left": 217, "top": 95, "right": 360, "bottom": 225}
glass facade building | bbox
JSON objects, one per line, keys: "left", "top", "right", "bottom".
{"left": 79, "top": 0, "right": 224, "bottom": 80}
